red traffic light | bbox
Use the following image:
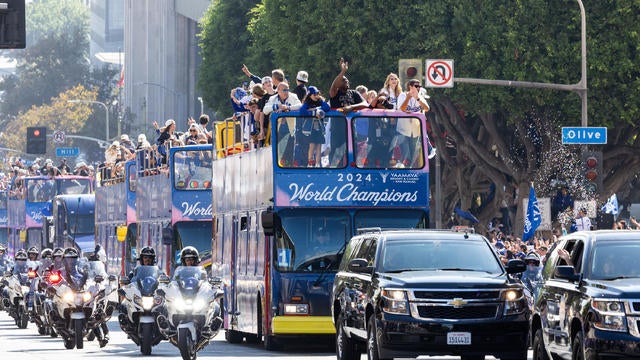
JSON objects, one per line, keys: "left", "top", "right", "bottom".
{"left": 32, "top": 129, "right": 41, "bottom": 137}
{"left": 585, "top": 156, "right": 597, "bottom": 168}
{"left": 585, "top": 169, "right": 598, "bottom": 181}
{"left": 406, "top": 66, "right": 418, "bottom": 78}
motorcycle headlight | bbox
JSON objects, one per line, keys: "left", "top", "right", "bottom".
{"left": 592, "top": 299, "right": 627, "bottom": 332}
{"left": 63, "top": 291, "right": 74, "bottom": 303}
{"left": 21, "top": 285, "right": 30, "bottom": 294}
{"left": 381, "top": 289, "right": 409, "bottom": 315}
{"left": 502, "top": 289, "right": 527, "bottom": 315}
{"left": 141, "top": 296, "right": 154, "bottom": 310}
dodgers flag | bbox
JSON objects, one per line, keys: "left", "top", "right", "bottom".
{"left": 601, "top": 193, "right": 619, "bottom": 216}
{"left": 523, "top": 184, "right": 541, "bottom": 242}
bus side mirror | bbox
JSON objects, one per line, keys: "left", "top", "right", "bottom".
{"left": 262, "top": 211, "right": 274, "bottom": 236}
{"left": 162, "top": 226, "right": 173, "bottom": 245}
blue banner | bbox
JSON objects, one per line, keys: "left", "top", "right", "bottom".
{"left": 523, "top": 185, "right": 541, "bottom": 241}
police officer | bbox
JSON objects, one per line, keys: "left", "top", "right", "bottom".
{"left": 180, "top": 246, "right": 200, "bottom": 266}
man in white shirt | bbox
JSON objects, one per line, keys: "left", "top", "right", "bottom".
{"left": 575, "top": 207, "right": 592, "bottom": 231}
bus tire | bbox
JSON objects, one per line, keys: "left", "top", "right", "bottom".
{"left": 225, "top": 329, "right": 244, "bottom": 344}
{"left": 245, "top": 298, "right": 262, "bottom": 344}
{"left": 264, "top": 334, "right": 281, "bottom": 351}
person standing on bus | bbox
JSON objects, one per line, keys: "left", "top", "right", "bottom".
{"left": 397, "top": 79, "right": 430, "bottom": 114}
{"left": 300, "top": 86, "right": 330, "bottom": 167}
{"left": 328, "top": 58, "right": 369, "bottom": 113}
{"left": 379, "top": 73, "right": 403, "bottom": 109}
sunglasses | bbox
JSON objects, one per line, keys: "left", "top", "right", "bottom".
{"left": 413, "top": 84, "right": 422, "bottom": 89}
{"left": 190, "top": 130, "right": 197, "bottom": 133}
{"left": 281, "top": 89, "right": 289, "bottom": 92}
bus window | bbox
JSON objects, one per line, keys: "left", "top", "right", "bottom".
{"left": 174, "top": 221, "right": 213, "bottom": 267}
{"left": 276, "top": 115, "right": 347, "bottom": 169}
{"left": 275, "top": 209, "right": 350, "bottom": 272}
{"left": 355, "top": 209, "right": 427, "bottom": 230}
{"left": 27, "top": 179, "right": 55, "bottom": 202}
{"left": 352, "top": 116, "right": 424, "bottom": 169}
{"left": 58, "top": 178, "right": 91, "bottom": 195}
{"left": 173, "top": 149, "right": 213, "bottom": 190}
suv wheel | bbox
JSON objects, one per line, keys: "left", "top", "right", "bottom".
{"left": 533, "top": 328, "right": 550, "bottom": 360}
{"left": 572, "top": 330, "right": 596, "bottom": 360}
{"left": 336, "top": 313, "right": 359, "bottom": 360}
{"left": 367, "top": 316, "right": 390, "bottom": 360}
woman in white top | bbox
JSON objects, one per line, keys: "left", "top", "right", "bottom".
{"left": 378, "top": 73, "right": 402, "bottom": 109}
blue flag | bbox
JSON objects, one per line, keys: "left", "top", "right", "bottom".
{"left": 523, "top": 185, "right": 541, "bottom": 242}
{"left": 601, "top": 193, "right": 619, "bottom": 216}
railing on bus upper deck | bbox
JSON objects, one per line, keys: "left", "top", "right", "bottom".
{"left": 214, "top": 116, "right": 271, "bottom": 159}
{"left": 97, "top": 146, "right": 171, "bottom": 187}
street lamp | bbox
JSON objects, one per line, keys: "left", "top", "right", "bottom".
{"left": 197, "top": 96, "right": 204, "bottom": 116}
{"left": 68, "top": 100, "right": 110, "bottom": 141}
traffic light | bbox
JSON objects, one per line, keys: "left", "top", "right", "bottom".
{"left": 26, "top": 126, "right": 47, "bottom": 154}
{"left": 398, "top": 59, "right": 423, "bottom": 89}
{"left": 0, "top": 0, "right": 26, "bottom": 49}
{"left": 581, "top": 150, "right": 603, "bottom": 196}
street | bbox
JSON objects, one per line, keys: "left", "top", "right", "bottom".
{"left": 0, "top": 311, "right": 531, "bottom": 359}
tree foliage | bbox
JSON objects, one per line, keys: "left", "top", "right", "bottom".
{"left": 2, "top": 85, "right": 98, "bottom": 158}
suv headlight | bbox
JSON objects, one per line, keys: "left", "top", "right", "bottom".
{"left": 592, "top": 299, "right": 627, "bottom": 332}
{"left": 502, "top": 289, "right": 526, "bottom": 315}
{"left": 381, "top": 289, "right": 409, "bottom": 315}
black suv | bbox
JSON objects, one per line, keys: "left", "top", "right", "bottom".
{"left": 331, "top": 229, "right": 529, "bottom": 360}
{"left": 532, "top": 230, "right": 640, "bottom": 360}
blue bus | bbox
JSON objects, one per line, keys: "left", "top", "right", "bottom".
{"left": 212, "top": 109, "right": 431, "bottom": 349}
{"left": 7, "top": 175, "right": 92, "bottom": 253}
{"left": 50, "top": 194, "right": 96, "bottom": 252}
{"left": 0, "top": 190, "right": 8, "bottom": 249}
{"left": 167, "top": 144, "right": 214, "bottom": 269}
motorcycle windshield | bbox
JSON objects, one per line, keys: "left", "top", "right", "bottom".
{"left": 135, "top": 265, "right": 161, "bottom": 296}
{"left": 12, "top": 260, "right": 28, "bottom": 275}
{"left": 86, "top": 260, "right": 108, "bottom": 278}
{"left": 173, "top": 266, "right": 205, "bottom": 296}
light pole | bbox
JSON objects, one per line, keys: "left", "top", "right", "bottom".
{"left": 197, "top": 96, "right": 204, "bottom": 116}
{"left": 68, "top": 100, "right": 110, "bottom": 141}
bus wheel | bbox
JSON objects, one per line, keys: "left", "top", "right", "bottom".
{"left": 264, "top": 335, "right": 281, "bottom": 351}
{"left": 245, "top": 299, "right": 262, "bottom": 344}
{"left": 225, "top": 329, "right": 244, "bottom": 344}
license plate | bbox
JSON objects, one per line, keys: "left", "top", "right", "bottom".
{"left": 447, "top": 332, "right": 471, "bottom": 345}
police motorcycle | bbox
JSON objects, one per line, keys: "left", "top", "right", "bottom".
{"left": 47, "top": 248, "right": 116, "bottom": 349}
{"left": 118, "top": 247, "right": 168, "bottom": 355}
{"left": 41, "top": 247, "right": 65, "bottom": 338}
{"left": 0, "top": 244, "right": 13, "bottom": 311}
{"left": 2, "top": 249, "right": 35, "bottom": 329}
{"left": 83, "top": 247, "right": 118, "bottom": 347}
{"left": 28, "top": 248, "right": 55, "bottom": 335}
{"left": 156, "top": 247, "right": 223, "bottom": 360}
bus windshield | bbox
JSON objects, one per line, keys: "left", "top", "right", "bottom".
{"left": 173, "top": 149, "right": 213, "bottom": 190}
{"left": 352, "top": 116, "right": 424, "bottom": 169}
{"left": 68, "top": 214, "right": 95, "bottom": 235}
{"left": 355, "top": 209, "right": 428, "bottom": 230}
{"left": 275, "top": 209, "right": 350, "bottom": 272}
{"left": 175, "top": 221, "right": 213, "bottom": 264}
{"left": 275, "top": 115, "right": 348, "bottom": 168}
{"left": 58, "top": 178, "right": 91, "bottom": 195}
{"left": 27, "top": 179, "right": 55, "bottom": 202}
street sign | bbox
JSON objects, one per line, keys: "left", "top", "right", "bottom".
{"left": 52, "top": 130, "right": 65, "bottom": 143}
{"left": 55, "top": 147, "right": 79, "bottom": 157}
{"left": 425, "top": 59, "right": 454, "bottom": 88}
{"left": 562, "top": 127, "right": 607, "bottom": 144}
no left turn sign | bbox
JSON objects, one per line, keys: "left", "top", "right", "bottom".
{"left": 426, "top": 59, "right": 454, "bottom": 88}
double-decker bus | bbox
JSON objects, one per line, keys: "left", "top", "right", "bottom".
{"left": 0, "top": 190, "right": 8, "bottom": 249}
{"left": 212, "top": 109, "right": 431, "bottom": 349}
{"left": 95, "top": 162, "right": 137, "bottom": 276}
{"left": 167, "top": 144, "right": 214, "bottom": 269}
{"left": 8, "top": 175, "right": 92, "bottom": 252}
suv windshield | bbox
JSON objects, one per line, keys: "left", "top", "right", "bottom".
{"left": 590, "top": 241, "right": 640, "bottom": 280}
{"left": 275, "top": 209, "right": 350, "bottom": 272}
{"left": 380, "top": 239, "right": 504, "bottom": 273}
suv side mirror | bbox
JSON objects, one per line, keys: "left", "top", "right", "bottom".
{"left": 555, "top": 265, "right": 580, "bottom": 282}
{"left": 348, "top": 258, "right": 372, "bottom": 273}
{"left": 506, "top": 259, "right": 526, "bottom": 274}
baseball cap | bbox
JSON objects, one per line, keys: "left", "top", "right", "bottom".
{"left": 296, "top": 70, "right": 309, "bottom": 83}
{"left": 165, "top": 119, "right": 176, "bottom": 127}
{"left": 138, "top": 134, "right": 147, "bottom": 143}
{"left": 308, "top": 86, "right": 320, "bottom": 95}
{"left": 121, "top": 134, "right": 130, "bottom": 141}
